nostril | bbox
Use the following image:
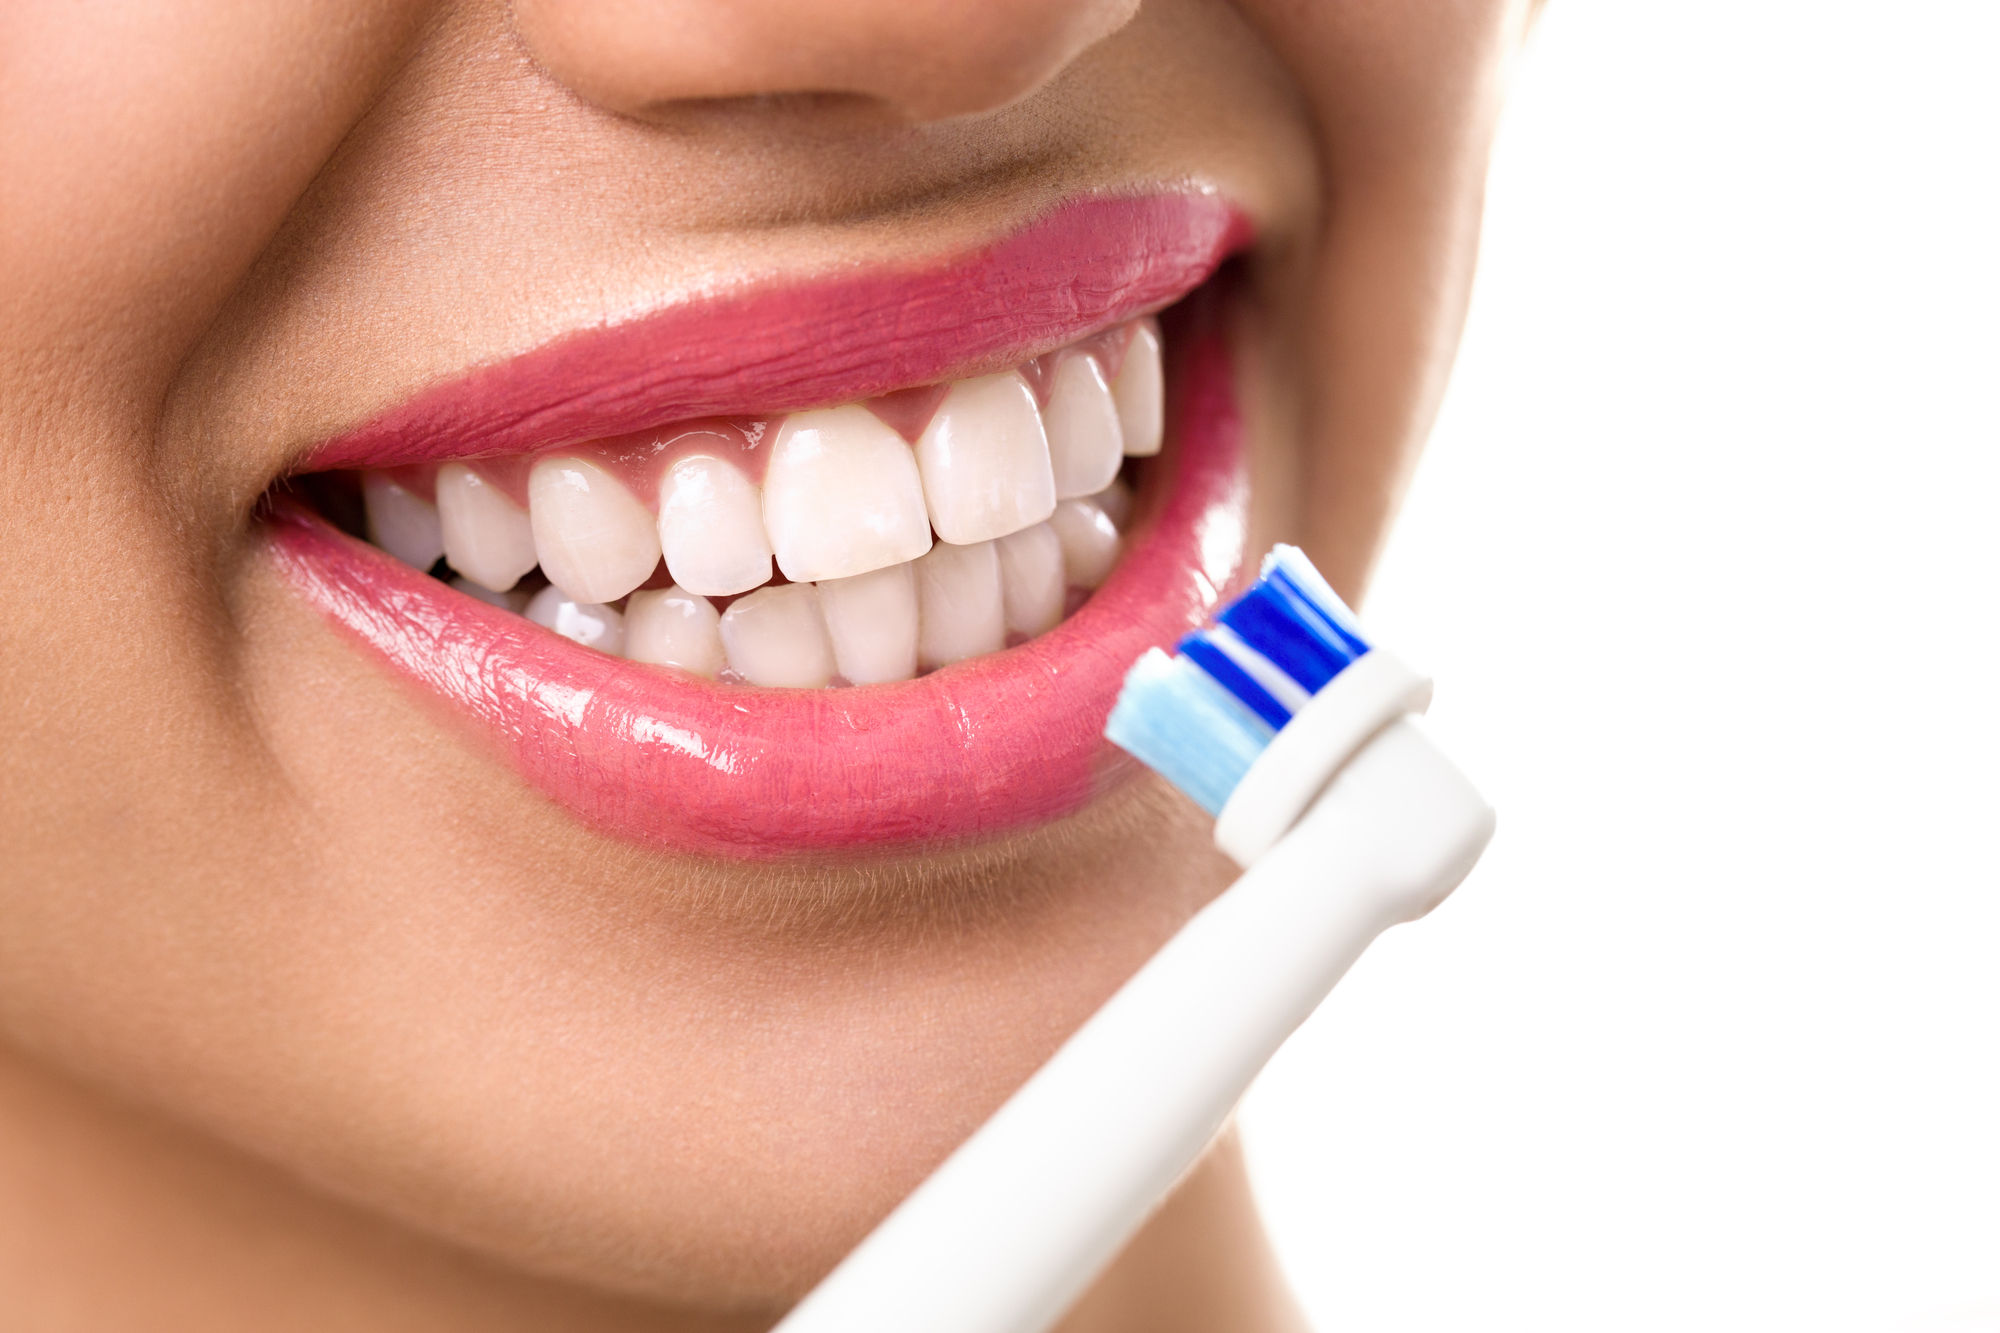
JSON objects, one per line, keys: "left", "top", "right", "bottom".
{"left": 513, "top": 0, "right": 1142, "bottom": 126}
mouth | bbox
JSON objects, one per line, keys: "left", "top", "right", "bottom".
{"left": 264, "top": 192, "right": 1253, "bottom": 859}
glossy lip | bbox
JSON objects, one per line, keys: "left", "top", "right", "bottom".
{"left": 303, "top": 192, "right": 1251, "bottom": 472}
{"left": 268, "top": 193, "right": 1252, "bottom": 858}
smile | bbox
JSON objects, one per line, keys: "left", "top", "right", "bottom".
{"left": 267, "top": 192, "right": 1254, "bottom": 858}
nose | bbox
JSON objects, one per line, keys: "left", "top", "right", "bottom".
{"left": 513, "top": 0, "right": 1142, "bottom": 124}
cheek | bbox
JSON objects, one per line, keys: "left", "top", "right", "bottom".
{"left": 0, "top": 559, "right": 1233, "bottom": 1307}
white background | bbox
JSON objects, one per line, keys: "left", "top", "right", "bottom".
{"left": 1240, "top": 2, "right": 2000, "bottom": 1329}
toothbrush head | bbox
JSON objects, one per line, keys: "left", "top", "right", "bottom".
{"left": 1103, "top": 545, "right": 1373, "bottom": 816}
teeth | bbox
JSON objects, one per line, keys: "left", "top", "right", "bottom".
{"left": 1112, "top": 323, "right": 1164, "bottom": 457}
{"left": 437, "top": 463, "right": 539, "bottom": 593}
{"left": 817, "top": 562, "right": 919, "bottom": 685}
{"left": 450, "top": 576, "right": 530, "bottom": 613}
{"left": 376, "top": 326, "right": 1149, "bottom": 677}
{"left": 658, "top": 454, "right": 772, "bottom": 597}
{"left": 529, "top": 457, "right": 661, "bottom": 604}
{"left": 720, "top": 583, "right": 836, "bottom": 687}
{"left": 1041, "top": 356, "right": 1125, "bottom": 500}
{"left": 915, "top": 373, "right": 1057, "bottom": 545}
{"left": 915, "top": 539, "right": 1005, "bottom": 669}
{"left": 765, "top": 406, "right": 931, "bottom": 582}
{"left": 996, "top": 522, "right": 1065, "bottom": 637}
{"left": 626, "top": 587, "right": 725, "bottom": 678}
{"left": 362, "top": 472, "right": 445, "bottom": 570}
{"left": 524, "top": 585, "right": 627, "bottom": 656}
{"left": 1048, "top": 498, "right": 1121, "bottom": 588}
{"left": 1090, "top": 476, "right": 1132, "bottom": 530}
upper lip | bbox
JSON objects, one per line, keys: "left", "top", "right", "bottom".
{"left": 271, "top": 190, "right": 1254, "bottom": 858}
{"left": 300, "top": 191, "right": 1250, "bottom": 474}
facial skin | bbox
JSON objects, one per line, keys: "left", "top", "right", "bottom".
{"left": 0, "top": 1, "right": 1530, "bottom": 1328}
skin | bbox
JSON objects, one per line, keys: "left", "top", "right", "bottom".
{"left": 0, "top": 1, "right": 1531, "bottom": 1328}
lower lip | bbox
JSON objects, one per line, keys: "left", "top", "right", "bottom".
{"left": 264, "top": 302, "right": 1247, "bottom": 859}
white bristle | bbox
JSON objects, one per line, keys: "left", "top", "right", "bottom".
{"left": 1102, "top": 648, "right": 1276, "bottom": 815}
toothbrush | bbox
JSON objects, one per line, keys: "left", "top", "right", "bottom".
{"left": 775, "top": 545, "right": 1495, "bottom": 1333}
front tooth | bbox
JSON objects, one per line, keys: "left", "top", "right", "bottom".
{"left": 1042, "top": 356, "right": 1124, "bottom": 500}
{"left": 996, "top": 522, "right": 1064, "bottom": 637}
{"left": 529, "top": 457, "right": 661, "bottom": 604}
{"left": 915, "top": 373, "right": 1057, "bottom": 544}
{"left": 1112, "top": 322, "right": 1164, "bottom": 457}
{"left": 817, "top": 562, "right": 919, "bottom": 685}
{"left": 765, "top": 406, "right": 932, "bottom": 582}
{"left": 915, "top": 539, "right": 1005, "bottom": 669}
{"left": 1048, "top": 498, "right": 1121, "bottom": 588}
{"left": 720, "top": 583, "right": 836, "bottom": 687}
{"left": 524, "top": 585, "right": 627, "bottom": 656}
{"left": 362, "top": 471, "right": 445, "bottom": 570}
{"left": 437, "top": 462, "right": 539, "bottom": 592}
{"left": 658, "top": 454, "right": 772, "bottom": 597}
{"left": 626, "top": 587, "right": 725, "bottom": 678}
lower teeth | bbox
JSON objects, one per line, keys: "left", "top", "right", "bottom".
{"left": 353, "top": 477, "right": 1130, "bottom": 688}
{"left": 335, "top": 319, "right": 1160, "bottom": 685}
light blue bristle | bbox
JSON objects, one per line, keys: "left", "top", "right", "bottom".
{"left": 1103, "top": 545, "right": 1371, "bottom": 812}
{"left": 1103, "top": 648, "right": 1276, "bottom": 816}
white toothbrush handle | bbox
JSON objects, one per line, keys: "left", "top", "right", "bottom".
{"left": 775, "top": 715, "right": 1496, "bottom": 1333}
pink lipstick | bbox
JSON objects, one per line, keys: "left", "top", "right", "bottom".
{"left": 268, "top": 193, "right": 1252, "bottom": 857}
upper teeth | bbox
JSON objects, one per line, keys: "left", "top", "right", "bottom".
{"left": 658, "top": 446, "right": 774, "bottom": 596}
{"left": 1043, "top": 353, "right": 1126, "bottom": 500}
{"left": 362, "top": 471, "right": 447, "bottom": 571}
{"left": 915, "top": 372, "right": 1057, "bottom": 545}
{"left": 1110, "top": 322, "right": 1164, "bottom": 458}
{"left": 765, "top": 404, "right": 934, "bottom": 583}
{"left": 436, "top": 462, "right": 537, "bottom": 593}
{"left": 355, "top": 319, "right": 1160, "bottom": 684}
{"left": 529, "top": 456, "right": 662, "bottom": 604}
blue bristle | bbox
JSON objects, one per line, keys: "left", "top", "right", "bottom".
{"left": 1265, "top": 564, "right": 1371, "bottom": 661}
{"left": 1176, "top": 635, "right": 1294, "bottom": 731}
{"left": 1103, "top": 649, "right": 1275, "bottom": 816}
{"left": 1217, "top": 583, "right": 1356, "bottom": 694}
{"left": 1265, "top": 546, "right": 1370, "bottom": 647}
{"left": 1103, "top": 545, "right": 1374, "bottom": 812}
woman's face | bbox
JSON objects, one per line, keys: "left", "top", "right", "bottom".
{"left": 0, "top": 0, "right": 1523, "bottom": 1319}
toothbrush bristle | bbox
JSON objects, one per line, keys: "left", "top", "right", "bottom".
{"left": 1103, "top": 545, "right": 1371, "bottom": 813}
{"left": 1103, "top": 649, "right": 1275, "bottom": 816}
